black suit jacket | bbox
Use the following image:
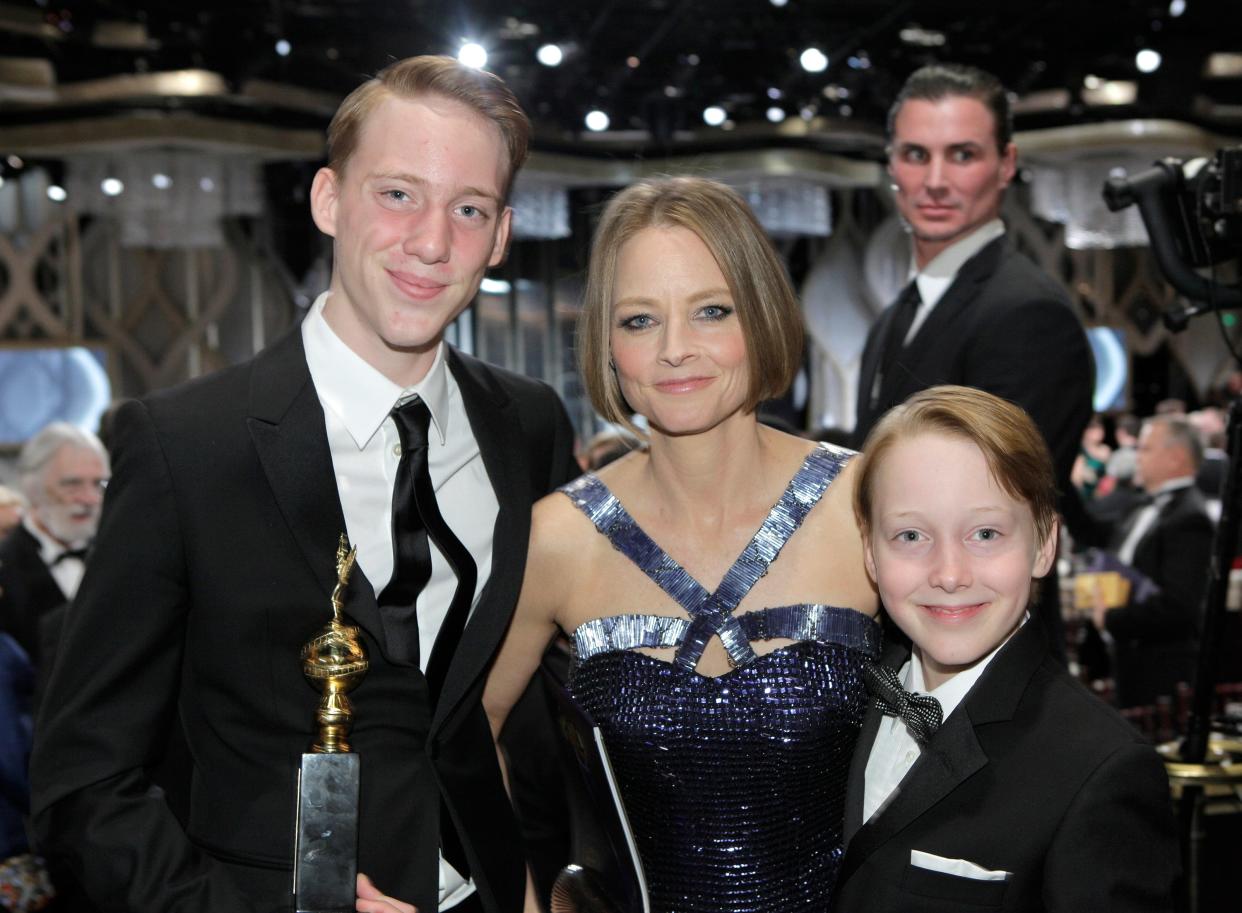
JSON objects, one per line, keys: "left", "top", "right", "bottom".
{"left": 852, "top": 236, "right": 1092, "bottom": 493}
{"left": 30, "top": 327, "right": 578, "bottom": 913}
{"left": 1106, "top": 484, "right": 1214, "bottom": 708}
{"left": 0, "top": 524, "right": 68, "bottom": 668}
{"left": 835, "top": 622, "right": 1177, "bottom": 913}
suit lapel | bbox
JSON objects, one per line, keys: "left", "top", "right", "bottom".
{"left": 844, "top": 701, "right": 884, "bottom": 843}
{"left": 432, "top": 350, "right": 532, "bottom": 732}
{"left": 245, "top": 328, "right": 386, "bottom": 650}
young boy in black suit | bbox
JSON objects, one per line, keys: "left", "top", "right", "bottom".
{"left": 835, "top": 385, "right": 1177, "bottom": 913}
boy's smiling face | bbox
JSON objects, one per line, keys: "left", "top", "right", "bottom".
{"left": 863, "top": 432, "right": 1056, "bottom": 689}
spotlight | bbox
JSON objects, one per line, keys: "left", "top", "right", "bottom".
{"left": 1136, "top": 48, "right": 1162, "bottom": 73}
{"left": 200, "top": 177, "right": 216, "bottom": 192}
{"left": 458, "top": 42, "right": 487, "bottom": 69}
{"left": 536, "top": 43, "right": 563, "bottom": 66}
{"left": 703, "top": 105, "right": 727, "bottom": 126}
{"left": 152, "top": 173, "right": 172, "bottom": 189}
{"left": 275, "top": 39, "right": 291, "bottom": 57}
{"left": 766, "top": 106, "right": 786, "bottom": 123}
{"left": 585, "top": 109, "right": 610, "bottom": 132}
{"left": 47, "top": 185, "right": 67, "bottom": 202}
{"left": 101, "top": 177, "right": 124, "bottom": 196}
{"left": 800, "top": 47, "right": 828, "bottom": 73}
{"left": 1168, "top": 0, "right": 1186, "bottom": 15}
{"left": 767, "top": 87, "right": 783, "bottom": 100}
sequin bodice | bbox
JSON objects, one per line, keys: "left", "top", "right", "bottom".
{"left": 561, "top": 445, "right": 880, "bottom": 913}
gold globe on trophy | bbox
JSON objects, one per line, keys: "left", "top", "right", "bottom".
{"left": 301, "top": 535, "right": 369, "bottom": 753}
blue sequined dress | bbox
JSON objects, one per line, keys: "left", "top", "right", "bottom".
{"left": 561, "top": 444, "right": 881, "bottom": 913}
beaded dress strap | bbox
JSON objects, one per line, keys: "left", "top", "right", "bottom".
{"left": 560, "top": 443, "right": 854, "bottom": 671}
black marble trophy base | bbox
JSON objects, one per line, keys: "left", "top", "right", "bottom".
{"left": 294, "top": 752, "right": 360, "bottom": 913}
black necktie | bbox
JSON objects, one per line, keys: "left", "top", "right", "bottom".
{"left": 863, "top": 661, "right": 943, "bottom": 746}
{"left": 871, "top": 280, "right": 921, "bottom": 408}
{"left": 380, "top": 397, "right": 478, "bottom": 707}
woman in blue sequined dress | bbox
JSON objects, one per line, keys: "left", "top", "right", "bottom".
{"left": 485, "top": 177, "right": 881, "bottom": 913}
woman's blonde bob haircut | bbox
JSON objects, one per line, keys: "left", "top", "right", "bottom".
{"left": 852, "top": 385, "right": 1058, "bottom": 548}
{"left": 578, "top": 176, "right": 804, "bottom": 431}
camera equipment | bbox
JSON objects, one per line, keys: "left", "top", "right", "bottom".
{"left": 1104, "top": 153, "right": 1241, "bottom": 913}
{"left": 1103, "top": 147, "right": 1242, "bottom": 329}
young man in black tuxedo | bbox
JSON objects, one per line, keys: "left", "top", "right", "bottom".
{"left": 852, "top": 64, "right": 1094, "bottom": 660}
{"left": 838, "top": 386, "right": 1176, "bottom": 913}
{"left": 31, "top": 56, "right": 576, "bottom": 913}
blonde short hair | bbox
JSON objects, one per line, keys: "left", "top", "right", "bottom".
{"left": 327, "top": 55, "right": 530, "bottom": 202}
{"left": 853, "top": 385, "right": 1058, "bottom": 548}
{"left": 578, "top": 176, "right": 803, "bottom": 430}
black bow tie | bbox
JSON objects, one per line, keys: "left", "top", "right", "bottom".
{"left": 52, "top": 547, "right": 89, "bottom": 566}
{"left": 863, "top": 661, "right": 944, "bottom": 746}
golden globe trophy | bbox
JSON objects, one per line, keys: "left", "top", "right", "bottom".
{"left": 293, "top": 535, "right": 368, "bottom": 913}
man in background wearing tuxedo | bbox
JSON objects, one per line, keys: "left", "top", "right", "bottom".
{"left": 32, "top": 56, "right": 576, "bottom": 913}
{"left": 852, "top": 63, "right": 1094, "bottom": 659}
{"left": 1093, "top": 414, "right": 1213, "bottom": 708}
{"left": 0, "top": 422, "right": 108, "bottom": 672}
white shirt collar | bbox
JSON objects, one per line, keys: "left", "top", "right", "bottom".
{"left": 903, "top": 611, "right": 1028, "bottom": 722}
{"left": 302, "top": 292, "right": 451, "bottom": 449}
{"left": 1150, "top": 476, "right": 1195, "bottom": 498}
{"left": 22, "top": 513, "right": 81, "bottom": 561}
{"left": 910, "top": 218, "right": 1005, "bottom": 309}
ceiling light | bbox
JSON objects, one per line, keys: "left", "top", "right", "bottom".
{"left": 200, "top": 177, "right": 216, "bottom": 192}
{"left": 536, "top": 44, "right": 563, "bottom": 66}
{"left": 766, "top": 106, "right": 786, "bottom": 123}
{"left": 626, "top": 56, "right": 640, "bottom": 68}
{"left": 686, "top": 54, "right": 700, "bottom": 66}
{"left": 458, "top": 42, "right": 488, "bottom": 69}
{"left": 767, "top": 87, "right": 783, "bottom": 100}
{"left": 1083, "top": 74, "right": 1102, "bottom": 89}
{"left": 6, "top": 155, "right": 22, "bottom": 169}
{"left": 1168, "top": 0, "right": 1186, "bottom": 16}
{"left": 152, "top": 173, "right": 172, "bottom": 189}
{"left": 770, "top": 0, "right": 788, "bottom": 6}
{"left": 585, "top": 109, "right": 610, "bottom": 132}
{"left": 101, "top": 177, "right": 124, "bottom": 196}
{"left": 275, "top": 39, "right": 291, "bottom": 57}
{"left": 800, "top": 47, "right": 828, "bottom": 73}
{"left": 703, "top": 105, "right": 727, "bottom": 126}
{"left": 47, "top": 184, "right": 67, "bottom": 202}
{"left": 1136, "top": 48, "right": 1162, "bottom": 73}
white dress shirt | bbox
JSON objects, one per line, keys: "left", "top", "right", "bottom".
{"left": 24, "top": 514, "right": 87, "bottom": 601}
{"left": 302, "top": 291, "right": 497, "bottom": 908}
{"left": 862, "top": 616, "right": 1025, "bottom": 823}
{"left": 903, "top": 219, "right": 1006, "bottom": 344}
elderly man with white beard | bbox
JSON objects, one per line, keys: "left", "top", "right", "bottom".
{"left": 0, "top": 422, "right": 110, "bottom": 672}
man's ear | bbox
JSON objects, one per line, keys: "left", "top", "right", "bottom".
{"left": 489, "top": 206, "right": 514, "bottom": 268}
{"left": 310, "top": 167, "right": 340, "bottom": 239}
{"left": 1032, "top": 517, "right": 1058, "bottom": 579}
{"left": 998, "top": 141, "right": 1018, "bottom": 190}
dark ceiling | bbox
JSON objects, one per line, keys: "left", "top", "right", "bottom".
{"left": 0, "top": 0, "right": 1239, "bottom": 158}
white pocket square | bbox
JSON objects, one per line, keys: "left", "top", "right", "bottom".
{"left": 910, "top": 849, "right": 1010, "bottom": 881}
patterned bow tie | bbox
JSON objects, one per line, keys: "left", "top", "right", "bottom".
{"left": 863, "top": 661, "right": 943, "bottom": 746}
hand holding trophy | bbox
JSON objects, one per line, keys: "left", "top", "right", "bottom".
{"left": 294, "top": 535, "right": 368, "bottom": 913}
